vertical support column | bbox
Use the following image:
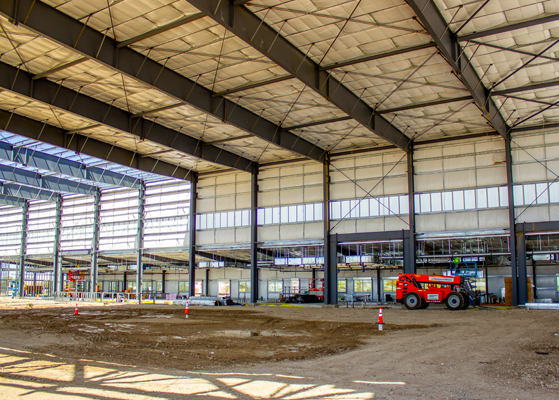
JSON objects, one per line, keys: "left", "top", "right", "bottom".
{"left": 53, "top": 194, "right": 63, "bottom": 294}
{"left": 90, "top": 188, "right": 101, "bottom": 293}
{"left": 123, "top": 271, "right": 127, "bottom": 292}
{"left": 205, "top": 268, "right": 210, "bottom": 295}
{"left": 18, "top": 200, "right": 29, "bottom": 297}
{"left": 250, "top": 163, "right": 259, "bottom": 303}
{"left": 376, "top": 269, "right": 382, "bottom": 302}
{"left": 505, "top": 139, "right": 519, "bottom": 305}
{"left": 136, "top": 181, "right": 146, "bottom": 303}
{"left": 162, "top": 270, "right": 166, "bottom": 295}
{"left": 323, "top": 154, "right": 337, "bottom": 305}
{"left": 189, "top": 173, "right": 197, "bottom": 297}
{"left": 516, "top": 229, "right": 528, "bottom": 305}
{"left": 405, "top": 147, "right": 416, "bottom": 274}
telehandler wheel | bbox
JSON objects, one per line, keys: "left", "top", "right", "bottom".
{"left": 460, "top": 293, "right": 470, "bottom": 309}
{"left": 445, "top": 292, "right": 464, "bottom": 310}
{"left": 403, "top": 293, "right": 421, "bottom": 310}
{"left": 419, "top": 301, "right": 430, "bottom": 309}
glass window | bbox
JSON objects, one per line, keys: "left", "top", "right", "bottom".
{"left": 430, "top": 192, "right": 441, "bottom": 212}
{"left": 389, "top": 196, "right": 399, "bottom": 215}
{"left": 453, "top": 191, "right": 464, "bottom": 210}
{"left": 420, "top": 193, "right": 431, "bottom": 213}
{"left": 383, "top": 280, "right": 397, "bottom": 292}
{"left": 331, "top": 201, "right": 341, "bottom": 219}
{"left": 536, "top": 183, "right": 549, "bottom": 204}
{"left": 499, "top": 186, "right": 509, "bottom": 207}
{"left": 442, "top": 191, "right": 453, "bottom": 211}
{"left": 257, "top": 208, "right": 265, "bottom": 225}
{"left": 296, "top": 205, "right": 305, "bottom": 222}
{"left": 221, "top": 212, "right": 228, "bottom": 228}
{"left": 314, "top": 203, "right": 323, "bottom": 220}
{"left": 359, "top": 199, "right": 369, "bottom": 217}
{"left": 550, "top": 182, "right": 559, "bottom": 203}
{"left": 476, "top": 188, "right": 487, "bottom": 209}
{"left": 399, "top": 195, "right": 409, "bottom": 214}
{"left": 242, "top": 210, "right": 250, "bottom": 226}
{"left": 265, "top": 208, "right": 272, "bottom": 224}
{"left": 280, "top": 206, "right": 289, "bottom": 223}
{"left": 178, "top": 281, "right": 189, "bottom": 292}
{"left": 379, "top": 197, "right": 390, "bottom": 216}
{"left": 195, "top": 281, "right": 203, "bottom": 295}
{"left": 369, "top": 198, "right": 379, "bottom": 216}
{"left": 338, "top": 279, "right": 347, "bottom": 293}
{"left": 487, "top": 187, "right": 499, "bottom": 208}
{"left": 305, "top": 204, "right": 314, "bottom": 221}
{"left": 235, "top": 211, "right": 242, "bottom": 227}
{"left": 354, "top": 278, "right": 372, "bottom": 293}
{"left": 218, "top": 280, "right": 230, "bottom": 296}
{"left": 239, "top": 281, "right": 251, "bottom": 293}
{"left": 341, "top": 200, "right": 350, "bottom": 219}
{"left": 214, "top": 213, "right": 221, "bottom": 229}
{"left": 268, "top": 280, "right": 282, "bottom": 292}
{"left": 464, "top": 189, "right": 476, "bottom": 210}
{"left": 272, "top": 207, "right": 280, "bottom": 224}
{"left": 523, "top": 184, "right": 536, "bottom": 205}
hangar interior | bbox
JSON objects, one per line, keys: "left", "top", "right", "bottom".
{"left": 0, "top": 0, "right": 558, "bottom": 305}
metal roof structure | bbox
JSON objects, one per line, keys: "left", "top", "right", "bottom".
{"left": 0, "top": 0, "right": 555, "bottom": 178}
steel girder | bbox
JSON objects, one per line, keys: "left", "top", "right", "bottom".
{"left": 0, "top": 181, "right": 57, "bottom": 201}
{"left": 459, "top": 14, "right": 559, "bottom": 42}
{"left": 0, "top": 61, "right": 253, "bottom": 173}
{"left": 405, "top": 0, "right": 509, "bottom": 139}
{"left": 0, "top": 141, "right": 142, "bottom": 189}
{"left": 184, "top": 0, "right": 412, "bottom": 152}
{"left": 0, "top": 109, "right": 194, "bottom": 181}
{"left": 493, "top": 80, "right": 559, "bottom": 96}
{"left": 0, "top": 0, "right": 324, "bottom": 162}
{"left": 0, "top": 193, "right": 28, "bottom": 206}
{"left": 0, "top": 163, "right": 97, "bottom": 196}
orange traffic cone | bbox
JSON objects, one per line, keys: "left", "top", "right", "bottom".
{"left": 377, "top": 307, "right": 384, "bottom": 331}
{"left": 185, "top": 301, "right": 189, "bottom": 319}
{"left": 74, "top": 303, "right": 79, "bottom": 315}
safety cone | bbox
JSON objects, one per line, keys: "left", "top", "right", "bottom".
{"left": 185, "top": 301, "right": 189, "bottom": 319}
{"left": 377, "top": 306, "right": 384, "bottom": 331}
{"left": 74, "top": 303, "right": 79, "bottom": 316}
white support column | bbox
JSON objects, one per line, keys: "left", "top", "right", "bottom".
{"left": 53, "top": 194, "right": 63, "bottom": 293}
{"left": 18, "top": 200, "right": 29, "bottom": 297}
{"left": 136, "top": 181, "right": 146, "bottom": 303}
{"left": 90, "top": 188, "right": 101, "bottom": 293}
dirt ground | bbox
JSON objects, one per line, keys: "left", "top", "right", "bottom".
{"left": 0, "top": 298, "right": 557, "bottom": 399}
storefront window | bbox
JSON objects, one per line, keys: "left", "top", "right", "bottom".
{"left": 268, "top": 280, "right": 282, "bottom": 292}
{"left": 354, "top": 278, "right": 372, "bottom": 293}
{"left": 338, "top": 279, "right": 347, "bottom": 293}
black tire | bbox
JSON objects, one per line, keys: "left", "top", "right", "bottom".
{"left": 445, "top": 292, "right": 464, "bottom": 310}
{"left": 419, "top": 301, "right": 430, "bottom": 309}
{"left": 460, "top": 293, "right": 470, "bottom": 309}
{"left": 403, "top": 293, "right": 422, "bottom": 310}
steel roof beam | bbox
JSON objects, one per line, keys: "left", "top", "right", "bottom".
{"left": 185, "top": 0, "right": 412, "bottom": 152}
{"left": 405, "top": 0, "right": 509, "bottom": 139}
{"left": 1, "top": 0, "right": 324, "bottom": 162}
{"left": 0, "top": 60, "right": 252, "bottom": 173}
{"left": 117, "top": 13, "right": 205, "bottom": 48}
{"left": 0, "top": 181, "right": 58, "bottom": 201}
{"left": 0, "top": 194, "right": 27, "bottom": 207}
{"left": 0, "top": 141, "right": 142, "bottom": 189}
{"left": 459, "top": 14, "right": 559, "bottom": 41}
{"left": 492, "top": 80, "right": 559, "bottom": 96}
{"left": 321, "top": 42, "right": 437, "bottom": 70}
{"left": 0, "top": 109, "right": 195, "bottom": 181}
{"left": 0, "top": 163, "right": 97, "bottom": 195}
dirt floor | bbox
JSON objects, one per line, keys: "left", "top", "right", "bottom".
{"left": 0, "top": 298, "right": 557, "bottom": 399}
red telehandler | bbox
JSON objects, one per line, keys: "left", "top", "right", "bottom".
{"left": 395, "top": 273, "right": 479, "bottom": 310}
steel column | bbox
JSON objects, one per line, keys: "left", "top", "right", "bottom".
{"left": 505, "top": 139, "right": 519, "bottom": 305}
{"left": 18, "top": 200, "right": 29, "bottom": 297}
{"left": 323, "top": 155, "right": 337, "bottom": 304}
{"left": 250, "top": 164, "right": 259, "bottom": 303}
{"left": 189, "top": 174, "right": 197, "bottom": 297}
{"left": 376, "top": 269, "right": 382, "bottom": 302}
{"left": 90, "top": 188, "right": 101, "bottom": 293}
{"left": 136, "top": 181, "right": 146, "bottom": 303}
{"left": 405, "top": 148, "right": 416, "bottom": 274}
{"left": 516, "top": 230, "right": 528, "bottom": 305}
{"left": 162, "top": 270, "right": 166, "bottom": 295}
{"left": 52, "top": 194, "right": 63, "bottom": 293}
